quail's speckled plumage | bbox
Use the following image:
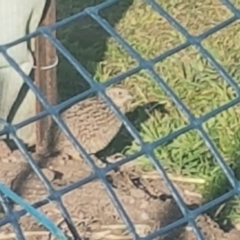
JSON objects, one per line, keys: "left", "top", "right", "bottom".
{"left": 48, "top": 86, "right": 133, "bottom": 158}
{"left": 11, "top": 87, "right": 133, "bottom": 196}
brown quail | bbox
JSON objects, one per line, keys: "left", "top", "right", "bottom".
{"left": 44, "top": 86, "right": 133, "bottom": 159}
{"left": 35, "top": 87, "right": 133, "bottom": 161}
{"left": 11, "top": 87, "right": 133, "bottom": 195}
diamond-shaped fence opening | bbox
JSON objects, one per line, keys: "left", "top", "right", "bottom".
{"left": 1, "top": 0, "right": 240, "bottom": 239}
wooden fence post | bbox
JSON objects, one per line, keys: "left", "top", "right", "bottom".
{"left": 34, "top": 0, "right": 57, "bottom": 149}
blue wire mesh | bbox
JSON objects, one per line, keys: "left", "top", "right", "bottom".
{"left": 0, "top": 0, "right": 240, "bottom": 239}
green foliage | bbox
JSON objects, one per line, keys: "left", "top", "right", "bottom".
{"left": 57, "top": 0, "right": 240, "bottom": 226}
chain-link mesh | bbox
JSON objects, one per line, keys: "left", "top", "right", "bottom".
{"left": 0, "top": 0, "right": 240, "bottom": 239}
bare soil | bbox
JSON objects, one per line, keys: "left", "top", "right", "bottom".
{"left": 0, "top": 143, "right": 239, "bottom": 240}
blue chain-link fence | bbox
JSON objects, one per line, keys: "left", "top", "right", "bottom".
{"left": 0, "top": 0, "right": 240, "bottom": 239}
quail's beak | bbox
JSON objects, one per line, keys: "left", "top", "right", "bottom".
{"left": 126, "top": 94, "right": 134, "bottom": 102}
{"left": 125, "top": 94, "right": 134, "bottom": 110}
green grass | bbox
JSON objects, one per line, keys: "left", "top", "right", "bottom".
{"left": 57, "top": 0, "right": 240, "bottom": 228}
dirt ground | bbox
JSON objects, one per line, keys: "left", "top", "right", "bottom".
{"left": 0, "top": 144, "right": 239, "bottom": 240}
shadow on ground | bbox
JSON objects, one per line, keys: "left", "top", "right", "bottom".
{"left": 97, "top": 101, "right": 169, "bottom": 158}
{"left": 56, "top": 0, "right": 134, "bottom": 101}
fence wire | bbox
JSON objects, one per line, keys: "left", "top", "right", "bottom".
{"left": 0, "top": 0, "right": 240, "bottom": 239}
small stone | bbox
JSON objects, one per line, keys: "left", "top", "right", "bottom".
{"left": 1, "top": 157, "right": 11, "bottom": 163}
{"left": 234, "top": 222, "right": 240, "bottom": 231}
{"left": 130, "top": 189, "right": 145, "bottom": 198}
{"left": 58, "top": 158, "right": 67, "bottom": 165}
{"left": 41, "top": 168, "right": 55, "bottom": 182}
{"left": 140, "top": 212, "right": 149, "bottom": 221}
{"left": 140, "top": 202, "right": 149, "bottom": 209}
{"left": 129, "top": 198, "right": 135, "bottom": 204}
